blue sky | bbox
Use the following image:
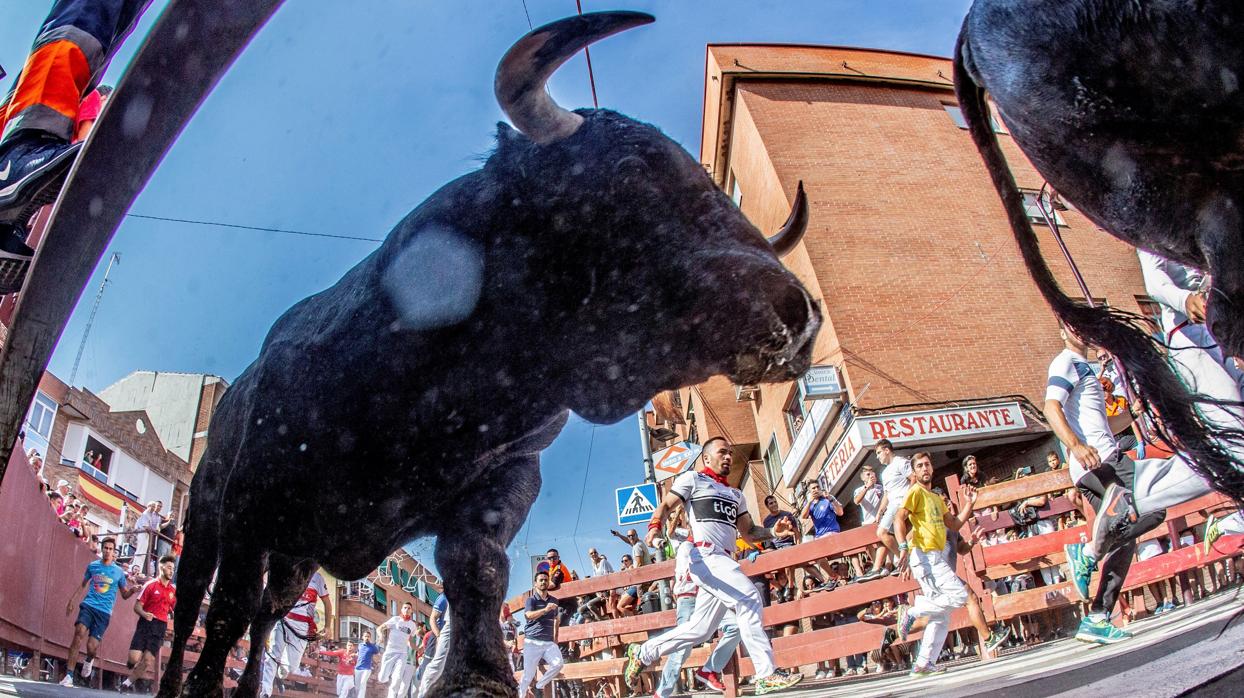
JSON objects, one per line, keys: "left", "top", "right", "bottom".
{"left": 3, "top": 0, "right": 971, "bottom": 597}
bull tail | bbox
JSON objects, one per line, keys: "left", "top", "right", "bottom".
{"left": 952, "top": 26, "right": 1244, "bottom": 503}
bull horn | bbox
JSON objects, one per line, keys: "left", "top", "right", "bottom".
{"left": 767, "top": 181, "right": 809, "bottom": 256}
{"left": 495, "top": 11, "right": 654, "bottom": 144}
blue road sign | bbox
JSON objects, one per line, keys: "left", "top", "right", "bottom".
{"left": 616, "top": 483, "right": 659, "bottom": 526}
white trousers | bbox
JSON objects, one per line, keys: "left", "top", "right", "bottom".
{"left": 638, "top": 546, "right": 775, "bottom": 679}
{"left": 336, "top": 674, "right": 355, "bottom": 698}
{"left": 377, "top": 652, "right": 408, "bottom": 697}
{"left": 517, "top": 638, "right": 564, "bottom": 696}
{"left": 355, "top": 669, "right": 372, "bottom": 698}
{"left": 1131, "top": 324, "right": 1244, "bottom": 513}
{"left": 907, "top": 548, "right": 968, "bottom": 668}
{"left": 392, "top": 662, "right": 416, "bottom": 698}
{"left": 1217, "top": 511, "right": 1244, "bottom": 536}
{"left": 261, "top": 618, "right": 310, "bottom": 695}
{"left": 417, "top": 612, "right": 451, "bottom": 697}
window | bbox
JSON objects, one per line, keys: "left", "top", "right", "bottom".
{"left": 685, "top": 403, "right": 698, "bottom": 445}
{"left": 26, "top": 392, "right": 56, "bottom": 440}
{"left": 942, "top": 102, "right": 1005, "bottom": 133}
{"left": 1020, "top": 189, "right": 1066, "bottom": 226}
{"left": 730, "top": 172, "right": 743, "bottom": 208}
{"left": 762, "top": 435, "right": 782, "bottom": 489}
{"left": 783, "top": 392, "right": 808, "bottom": 441}
{"left": 340, "top": 617, "right": 375, "bottom": 642}
{"left": 80, "top": 435, "right": 115, "bottom": 482}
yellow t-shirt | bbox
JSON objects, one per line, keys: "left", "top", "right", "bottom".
{"left": 901, "top": 485, "right": 947, "bottom": 552}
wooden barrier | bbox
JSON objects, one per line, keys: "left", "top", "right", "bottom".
{"left": 521, "top": 468, "right": 1243, "bottom": 696}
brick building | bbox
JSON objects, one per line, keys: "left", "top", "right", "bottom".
{"left": 98, "top": 370, "right": 228, "bottom": 472}
{"left": 23, "top": 371, "right": 193, "bottom": 537}
{"left": 330, "top": 550, "right": 442, "bottom": 642}
{"left": 651, "top": 44, "right": 1156, "bottom": 522}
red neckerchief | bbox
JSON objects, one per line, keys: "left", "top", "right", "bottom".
{"left": 699, "top": 466, "right": 730, "bottom": 486}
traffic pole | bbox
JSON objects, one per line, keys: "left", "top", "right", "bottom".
{"left": 637, "top": 408, "right": 671, "bottom": 609}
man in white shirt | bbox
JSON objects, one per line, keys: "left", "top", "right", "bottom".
{"left": 587, "top": 548, "right": 613, "bottom": 577}
{"left": 858, "top": 443, "right": 911, "bottom": 582}
{"left": 622, "top": 437, "right": 802, "bottom": 695}
{"left": 376, "top": 601, "right": 418, "bottom": 698}
{"left": 261, "top": 570, "right": 331, "bottom": 697}
{"left": 1046, "top": 325, "right": 1179, "bottom": 645}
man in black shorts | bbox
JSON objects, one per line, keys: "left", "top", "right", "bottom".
{"left": 120, "top": 555, "right": 176, "bottom": 693}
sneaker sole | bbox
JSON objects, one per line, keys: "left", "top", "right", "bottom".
{"left": 1063, "top": 544, "right": 1090, "bottom": 602}
{"left": 0, "top": 144, "right": 81, "bottom": 230}
{"left": 757, "top": 673, "right": 804, "bottom": 694}
{"left": 695, "top": 674, "right": 725, "bottom": 692}
{"left": 1075, "top": 631, "right": 1125, "bottom": 645}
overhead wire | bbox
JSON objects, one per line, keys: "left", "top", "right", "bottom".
{"left": 125, "top": 213, "right": 383, "bottom": 243}
{"left": 574, "top": 0, "right": 600, "bottom": 108}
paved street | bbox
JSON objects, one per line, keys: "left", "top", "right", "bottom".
{"left": 4, "top": 591, "right": 1242, "bottom": 697}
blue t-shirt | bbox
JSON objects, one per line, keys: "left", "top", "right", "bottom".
{"left": 524, "top": 593, "right": 558, "bottom": 642}
{"left": 433, "top": 595, "right": 448, "bottom": 630}
{"left": 81, "top": 560, "right": 127, "bottom": 614}
{"left": 355, "top": 642, "right": 380, "bottom": 670}
{"left": 808, "top": 497, "right": 841, "bottom": 537}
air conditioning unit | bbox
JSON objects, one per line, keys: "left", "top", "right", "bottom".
{"left": 735, "top": 384, "right": 760, "bottom": 402}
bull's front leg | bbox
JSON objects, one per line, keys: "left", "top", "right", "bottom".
{"left": 427, "top": 455, "right": 542, "bottom": 697}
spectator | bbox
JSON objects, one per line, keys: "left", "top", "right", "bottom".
{"left": 500, "top": 608, "right": 519, "bottom": 672}
{"left": 134, "top": 501, "right": 165, "bottom": 574}
{"left": 48, "top": 491, "right": 64, "bottom": 516}
{"left": 802, "top": 481, "right": 843, "bottom": 581}
{"left": 519, "top": 570, "right": 565, "bottom": 696}
{"left": 157, "top": 514, "right": 178, "bottom": 560}
{"left": 588, "top": 547, "right": 614, "bottom": 577}
{"left": 540, "top": 548, "right": 575, "bottom": 591}
{"left": 354, "top": 630, "right": 380, "bottom": 698}
{"left": 853, "top": 466, "right": 885, "bottom": 579}
{"left": 961, "top": 455, "right": 983, "bottom": 488}
{"left": 761, "top": 495, "right": 798, "bottom": 602}
{"left": 1045, "top": 450, "right": 1066, "bottom": 472}
{"left": 860, "top": 439, "right": 912, "bottom": 582}
{"left": 54, "top": 480, "right": 72, "bottom": 508}
{"left": 320, "top": 641, "right": 358, "bottom": 698}
{"left": 611, "top": 529, "right": 653, "bottom": 566}
{"left": 119, "top": 555, "right": 176, "bottom": 693}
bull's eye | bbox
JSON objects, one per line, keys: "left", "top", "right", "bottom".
{"left": 614, "top": 154, "right": 650, "bottom": 181}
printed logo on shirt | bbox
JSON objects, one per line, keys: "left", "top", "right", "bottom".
{"left": 690, "top": 495, "right": 739, "bottom": 525}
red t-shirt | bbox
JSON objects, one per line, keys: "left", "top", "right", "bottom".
{"left": 139, "top": 579, "right": 177, "bottom": 622}
{"left": 322, "top": 649, "right": 356, "bottom": 676}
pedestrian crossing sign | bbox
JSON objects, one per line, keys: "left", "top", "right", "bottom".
{"left": 616, "top": 483, "right": 659, "bottom": 525}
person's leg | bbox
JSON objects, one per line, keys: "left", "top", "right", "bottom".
{"left": 637, "top": 585, "right": 727, "bottom": 669}
{"left": 532, "top": 642, "right": 564, "bottom": 690}
{"left": 655, "top": 597, "right": 695, "bottom": 698}
{"left": 701, "top": 615, "right": 741, "bottom": 673}
{"left": 517, "top": 639, "right": 542, "bottom": 697}
{"left": 337, "top": 674, "right": 353, "bottom": 698}
{"left": 691, "top": 552, "right": 778, "bottom": 679}
{"left": 64, "top": 619, "right": 87, "bottom": 680}
{"left": 355, "top": 668, "right": 372, "bottom": 698}
{"left": 416, "top": 613, "right": 450, "bottom": 697}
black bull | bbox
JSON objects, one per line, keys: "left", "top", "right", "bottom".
{"left": 156, "top": 13, "right": 820, "bottom": 698}
{"left": 956, "top": 0, "right": 1244, "bottom": 501}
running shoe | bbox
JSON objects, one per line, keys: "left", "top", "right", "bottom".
{"left": 754, "top": 671, "right": 803, "bottom": 695}
{"left": 0, "top": 133, "right": 81, "bottom": 230}
{"left": 622, "top": 643, "right": 643, "bottom": 688}
{"left": 58, "top": 675, "right": 74, "bottom": 687}
{"left": 1090, "top": 483, "right": 1137, "bottom": 559}
{"left": 119, "top": 678, "right": 134, "bottom": 693}
{"left": 1205, "top": 513, "right": 1222, "bottom": 555}
{"left": 983, "top": 625, "right": 1012, "bottom": 653}
{"left": 695, "top": 667, "right": 725, "bottom": 692}
{"left": 896, "top": 603, "right": 915, "bottom": 641}
{"left": 1074, "top": 617, "right": 1132, "bottom": 645}
{"left": 909, "top": 664, "right": 947, "bottom": 677}
{"left": 1064, "top": 542, "right": 1096, "bottom": 602}
{"left": 81, "top": 657, "right": 93, "bottom": 678}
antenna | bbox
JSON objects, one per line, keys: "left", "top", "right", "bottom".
{"left": 69, "top": 252, "right": 120, "bottom": 386}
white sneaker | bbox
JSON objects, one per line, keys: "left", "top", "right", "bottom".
{"left": 81, "top": 658, "right": 93, "bottom": 677}
{"left": 58, "top": 675, "right": 74, "bottom": 687}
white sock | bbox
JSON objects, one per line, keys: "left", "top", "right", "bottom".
{"left": 1087, "top": 612, "right": 1108, "bottom": 623}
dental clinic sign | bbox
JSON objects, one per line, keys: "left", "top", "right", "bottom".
{"left": 821, "top": 402, "right": 1027, "bottom": 491}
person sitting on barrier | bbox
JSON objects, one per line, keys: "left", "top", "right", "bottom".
{"left": 893, "top": 452, "right": 1011, "bottom": 676}
{"left": 859, "top": 440, "right": 913, "bottom": 582}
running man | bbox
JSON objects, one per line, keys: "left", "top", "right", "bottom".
{"left": 858, "top": 439, "right": 912, "bottom": 582}
{"left": 60, "top": 536, "right": 139, "bottom": 687}
{"left": 376, "top": 601, "right": 418, "bottom": 698}
{"left": 354, "top": 630, "right": 380, "bottom": 698}
{"left": 518, "top": 570, "right": 565, "bottom": 697}
{"left": 623, "top": 437, "right": 802, "bottom": 695}
{"left": 1047, "top": 325, "right": 1176, "bottom": 644}
{"left": 320, "top": 641, "right": 357, "bottom": 698}
{"left": 119, "top": 554, "right": 176, "bottom": 693}
{"left": 261, "top": 569, "right": 332, "bottom": 697}
{"left": 893, "top": 452, "right": 1010, "bottom": 676}
{"left": 416, "top": 594, "right": 450, "bottom": 697}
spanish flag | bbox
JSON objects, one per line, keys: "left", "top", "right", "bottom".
{"left": 77, "top": 473, "right": 137, "bottom": 517}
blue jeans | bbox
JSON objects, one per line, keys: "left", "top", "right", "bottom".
{"left": 655, "top": 597, "right": 742, "bottom": 697}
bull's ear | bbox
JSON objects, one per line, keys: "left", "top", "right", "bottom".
{"left": 496, "top": 122, "right": 528, "bottom": 151}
